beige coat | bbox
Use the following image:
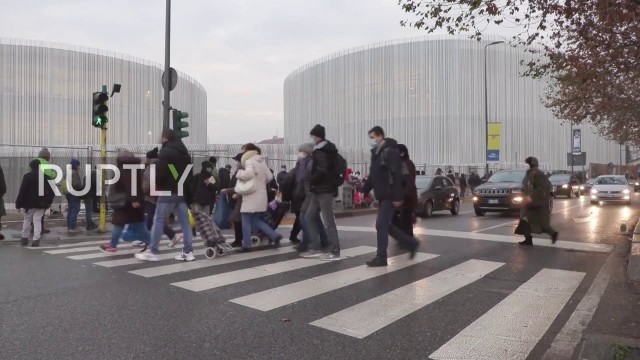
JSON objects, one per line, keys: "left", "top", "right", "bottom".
{"left": 236, "top": 151, "right": 272, "bottom": 213}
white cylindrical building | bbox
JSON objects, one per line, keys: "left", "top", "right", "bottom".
{"left": 284, "top": 36, "right": 619, "bottom": 171}
{"left": 0, "top": 38, "right": 207, "bottom": 146}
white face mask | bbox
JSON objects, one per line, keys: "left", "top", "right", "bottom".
{"left": 369, "top": 140, "right": 377, "bottom": 148}
{"left": 297, "top": 152, "right": 305, "bottom": 159}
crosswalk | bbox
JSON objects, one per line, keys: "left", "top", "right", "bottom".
{"left": 29, "top": 239, "right": 592, "bottom": 359}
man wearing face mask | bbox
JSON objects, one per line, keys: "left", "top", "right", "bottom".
{"left": 304, "top": 124, "right": 342, "bottom": 261}
{"left": 362, "top": 126, "right": 419, "bottom": 267}
{"left": 192, "top": 160, "right": 217, "bottom": 215}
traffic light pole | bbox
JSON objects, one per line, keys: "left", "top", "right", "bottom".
{"left": 99, "top": 85, "right": 108, "bottom": 233}
{"left": 163, "top": 0, "right": 171, "bottom": 130}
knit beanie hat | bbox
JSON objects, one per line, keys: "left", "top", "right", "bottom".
{"left": 38, "top": 147, "right": 51, "bottom": 159}
{"left": 70, "top": 158, "right": 80, "bottom": 169}
{"left": 298, "top": 143, "right": 314, "bottom": 155}
{"left": 309, "top": 124, "right": 325, "bottom": 139}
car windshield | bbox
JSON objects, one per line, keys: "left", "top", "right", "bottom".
{"left": 549, "top": 175, "right": 570, "bottom": 182}
{"left": 415, "top": 176, "right": 432, "bottom": 190}
{"left": 595, "top": 177, "right": 627, "bottom": 185}
{"left": 487, "top": 171, "right": 526, "bottom": 183}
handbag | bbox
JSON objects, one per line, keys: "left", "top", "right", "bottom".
{"left": 107, "top": 185, "right": 127, "bottom": 210}
{"left": 514, "top": 217, "right": 531, "bottom": 235}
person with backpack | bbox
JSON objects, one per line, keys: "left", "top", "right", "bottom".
{"left": 362, "top": 126, "right": 419, "bottom": 267}
{"left": 302, "top": 124, "right": 343, "bottom": 261}
{"left": 16, "top": 159, "right": 56, "bottom": 247}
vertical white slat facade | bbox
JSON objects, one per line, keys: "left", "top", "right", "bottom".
{"left": 283, "top": 37, "right": 620, "bottom": 170}
{"left": 0, "top": 38, "right": 207, "bottom": 146}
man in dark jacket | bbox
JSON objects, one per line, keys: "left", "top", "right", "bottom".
{"left": 447, "top": 170, "right": 456, "bottom": 184}
{"left": 218, "top": 164, "right": 232, "bottom": 191}
{"left": 16, "top": 159, "right": 56, "bottom": 247}
{"left": 362, "top": 126, "right": 419, "bottom": 267}
{"left": 276, "top": 165, "right": 288, "bottom": 187}
{"left": 302, "top": 124, "right": 341, "bottom": 261}
{"left": 136, "top": 128, "right": 195, "bottom": 262}
{"left": 193, "top": 160, "right": 217, "bottom": 214}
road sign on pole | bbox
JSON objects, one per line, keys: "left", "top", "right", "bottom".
{"left": 162, "top": 67, "right": 178, "bottom": 91}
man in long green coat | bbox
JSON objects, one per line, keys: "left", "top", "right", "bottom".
{"left": 518, "top": 156, "right": 559, "bottom": 246}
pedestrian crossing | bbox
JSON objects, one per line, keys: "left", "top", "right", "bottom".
{"left": 29, "top": 240, "right": 591, "bottom": 359}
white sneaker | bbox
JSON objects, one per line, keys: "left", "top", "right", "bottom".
{"left": 320, "top": 253, "right": 341, "bottom": 262}
{"left": 169, "top": 234, "right": 183, "bottom": 248}
{"left": 132, "top": 240, "right": 145, "bottom": 247}
{"left": 175, "top": 252, "right": 195, "bottom": 262}
{"left": 300, "top": 250, "right": 324, "bottom": 258}
{"left": 135, "top": 252, "right": 160, "bottom": 262}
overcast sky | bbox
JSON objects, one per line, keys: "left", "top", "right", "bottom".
{"left": 0, "top": 0, "right": 449, "bottom": 143}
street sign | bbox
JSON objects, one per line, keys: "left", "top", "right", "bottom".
{"left": 487, "top": 123, "right": 501, "bottom": 162}
{"left": 572, "top": 128, "right": 581, "bottom": 154}
{"left": 162, "top": 67, "right": 178, "bottom": 91}
{"left": 567, "top": 152, "right": 586, "bottom": 166}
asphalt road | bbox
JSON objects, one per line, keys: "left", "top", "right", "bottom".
{"left": 1, "top": 195, "right": 638, "bottom": 360}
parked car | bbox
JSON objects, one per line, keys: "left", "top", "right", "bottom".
{"left": 589, "top": 175, "right": 631, "bottom": 205}
{"left": 580, "top": 178, "right": 597, "bottom": 196}
{"left": 549, "top": 174, "right": 580, "bottom": 198}
{"left": 473, "top": 169, "right": 554, "bottom": 216}
{"left": 414, "top": 175, "right": 460, "bottom": 218}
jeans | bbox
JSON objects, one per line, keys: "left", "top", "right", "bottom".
{"left": 241, "top": 212, "right": 280, "bottom": 249}
{"left": 111, "top": 222, "right": 150, "bottom": 248}
{"left": 149, "top": 195, "right": 193, "bottom": 254}
{"left": 144, "top": 201, "right": 176, "bottom": 240}
{"left": 376, "top": 199, "right": 418, "bottom": 260}
{"left": 305, "top": 193, "right": 340, "bottom": 255}
{"left": 83, "top": 198, "right": 97, "bottom": 228}
{"left": 299, "top": 209, "right": 328, "bottom": 251}
{"left": 22, "top": 209, "right": 45, "bottom": 240}
{"left": 67, "top": 196, "right": 81, "bottom": 229}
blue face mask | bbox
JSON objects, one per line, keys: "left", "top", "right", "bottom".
{"left": 369, "top": 140, "right": 377, "bottom": 149}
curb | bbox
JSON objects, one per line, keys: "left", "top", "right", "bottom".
{"left": 628, "top": 220, "right": 640, "bottom": 282}
{"left": 578, "top": 334, "right": 640, "bottom": 360}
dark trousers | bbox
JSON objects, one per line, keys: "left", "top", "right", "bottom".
{"left": 376, "top": 199, "right": 418, "bottom": 260}
{"left": 144, "top": 201, "right": 176, "bottom": 240}
{"left": 290, "top": 211, "right": 302, "bottom": 240}
{"left": 233, "top": 221, "right": 243, "bottom": 242}
{"left": 392, "top": 208, "right": 414, "bottom": 238}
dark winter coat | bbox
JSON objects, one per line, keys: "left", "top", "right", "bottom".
{"left": 522, "top": 167, "right": 552, "bottom": 233}
{"left": 0, "top": 164, "right": 6, "bottom": 217}
{"left": 111, "top": 157, "right": 145, "bottom": 226}
{"left": 218, "top": 167, "right": 231, "bottom": 190}
{"left": 16, "top": 160, "right": 56, "bottom": 210}
{"left": 459, "top": 174, "right": 468, "bottom": 187}
{"left": 362, "top": 138, "right": 404, "bottom": 202}
{"left": 290, "top": 157, "right": 312, "bottom": 213}
{"left": 193, "top": 161, "right": 217, "bottom": 206}
{"left": 82, "top": 170, "right": 97, "bottom": 199}
{"left": 447, "top": 173, "right": 456, "bottom": 184}
{"left": 401, "top": 157, "right": 418, "bottom": 212}
{"left": 276, "top": 170, "right": 288, "bottom": 187}
{"left": 310, "top": 140, "right": 339, "bottom": 195}
{"left": 156, "top": 135, "right": 193, "bottom": 203}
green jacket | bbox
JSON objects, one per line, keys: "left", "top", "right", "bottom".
{"left": 37, "top": 158, "right": 56, "bottom": 180}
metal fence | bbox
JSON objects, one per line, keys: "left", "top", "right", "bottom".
{"left": 0, "top": 143, "right": 554, "bottom": 210}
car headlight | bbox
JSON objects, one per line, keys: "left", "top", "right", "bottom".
{"left": 562, "top": 184, "right": 569, "bottom": 189}
{"left": 473, "top": 196, "right": 479, "bottom": 202}
{"left": 635, "top": 182, "right": 639, "bottom": 186}
{"left": 513, "top": 196, "right": 523, "bottom": 203}
{"left": 623, "top": 189, "right": 630, "bottom": 194}
{"left": 591, "top": 189, "right": 598, "bottom": 194}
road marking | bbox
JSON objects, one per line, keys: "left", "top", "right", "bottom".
{"left": 310, "top": 259, "right": 504, "bottom": 339}
{"left": 172, "top": 246, "right": 376, "bottom": 292}
{"left": 66, "top": 241, "right": 204, "bottom": 260}
{"left": 29, "top": 239, "right": 109, "bottom": 250}
{"left": 335, "top": 226, "right": 613, "bottom": 253}
{"left": 45, "top": 241, "right": 170, "bottom": 255}
{"left": 430, "top": 268, "right": 585, "bottom": 360}
{"left": 230, "top": 252, "right": 439, "bottom": 311}
{"left": 94, "top": 248, "right": 208, "bottom": 267}
{"left": 542, "top": 247, "right": 618, "bottom": 360}
{"left": 129, "top": 246, "right": 298, "bottom": 278}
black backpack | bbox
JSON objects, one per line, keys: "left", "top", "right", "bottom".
{"left": 330, "top": 153, "right": 348, "bottom": 187}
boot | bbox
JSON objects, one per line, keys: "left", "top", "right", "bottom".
{"left": 20, "top": 237, "right": 29, "bottom": 247}
{"left": 366, "top": 257, "right": 388, "bottom": 267}
{"left": 31, "top": 240, "right": 40, "bottom": 248}
{"left": 551, "top": 232, "right": 559, "bottom": 244}
{"left": 519, "top": 236, "right": 533, "bottom": 246}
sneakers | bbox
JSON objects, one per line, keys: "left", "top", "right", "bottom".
{"left": 31, "top": 240, "right": 40, "bottom": 248}
{"left": 230, "top": 240, "right": 242, "bottom": 248}
{"left": 366, "top": 257, "right": 388, "bottom": 267}
{"left": 100, "top": 244, "right": 117, "bottom": 253}
{"left": 169, "top": 234, "right": 183, "bottom": 248}
{"left": 320, "top": 253, "right": 341, "bottom": 262}
{"left": 67, "top": 228, "right": 81, "bottom": 234}
{"left": 20, "top": 237, "right": 28, "bottom": 247}
{"left": 409, "top": 242, "right": 419, "bottom": 260}
{"left": 300, "top": 250, "right": 324, "bottom": 258}
{"left": 175, "top": 252, "right": 196, "bottom": 262}
{"left": 135, "top": 251, "right": 160, "bottom": 261}
{"left": 132, "top": 240, "right": 146, "bottom": 247}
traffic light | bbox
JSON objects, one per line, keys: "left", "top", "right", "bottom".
{"left": 172, "top": 110, "right": 189, "bottom": 139}
{"left": 92, "top": 91, "right": 109, "bottom": 128}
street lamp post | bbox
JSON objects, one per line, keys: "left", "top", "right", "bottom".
{"left": 484, "top": 40, "right": 505, "bottom": 177}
